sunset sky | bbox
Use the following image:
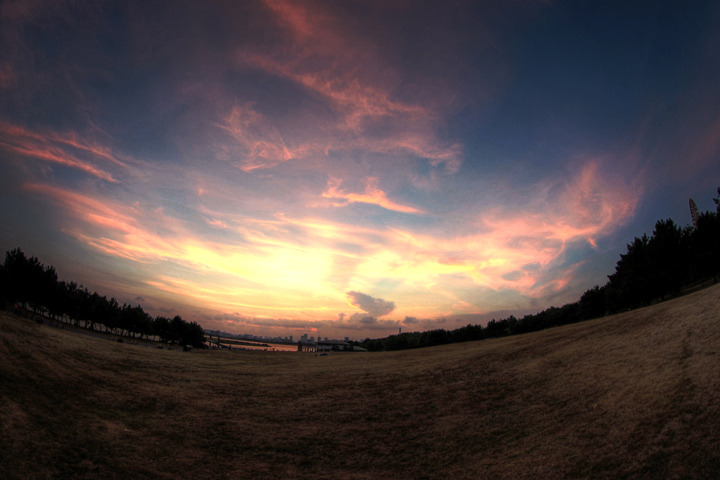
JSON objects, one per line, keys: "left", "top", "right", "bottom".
{"left": 1, "top": 1, "right": 720, "bottom": 339}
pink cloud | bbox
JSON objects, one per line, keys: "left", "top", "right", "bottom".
{"left": 238, "top": 47, "right": 427, "bottom": 132}
{"left": 362, "top": 160, "right": 641, "bottom": 302}
{"left": 206, "top": 218, "right": 229, "bottom": 230}
{"left": 22, "top": 183, "right": 179, "bottom": 262}
{"left": 2, "top": 142, "right": 116, "bottom": 183}
{"left": 49, "top": 132, "right": 128, "bottom": 169}
{"left": 234, "top": 0, "right": 461, "bottom": 173}
{"left": 322, "top": 177, "right": 424, "bottom": 214}
{"left": 553, "top": 160, "right": 641, "bottom": 245}
{"left": 262, "top": 0, "right": 324, "bottom": 40}
{"left": 0, "top": 123, "right": 127, "bottom": 182}
{"left": 14, "top": 158, "right": 636, "bottom": 329}
{"left": 20, "top": 183, "right": 374, "bottom": 318}
{"left": 216, "top": 104, "right": 295, "bottom": 172}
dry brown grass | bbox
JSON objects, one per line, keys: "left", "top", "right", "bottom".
{"left": 2, "top": 283, "right": 720, "bottom": 479}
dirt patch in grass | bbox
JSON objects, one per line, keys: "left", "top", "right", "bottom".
{"left": 2, "top": 283, "right": 720, "bottom": 479}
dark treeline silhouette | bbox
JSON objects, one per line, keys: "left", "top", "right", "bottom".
{"left": 358, "top": 188, "right": 720, "bottom": 352}
{"left": 0, "top": 249, "right": 206, "bottom": 348}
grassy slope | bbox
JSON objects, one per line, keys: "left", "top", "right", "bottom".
{"left": 2, "top": 283, "right": 720, "bottom": 480}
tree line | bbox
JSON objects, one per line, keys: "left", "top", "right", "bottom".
{"left": 358, "top": 188, "right": 720, "bottom": 352}
{"left": 0, "top": 249, "right": 206, "bottom": 348}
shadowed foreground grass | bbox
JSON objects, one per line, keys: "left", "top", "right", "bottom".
{"left": 2, "top": 283, "right": 720, "bottom": 479}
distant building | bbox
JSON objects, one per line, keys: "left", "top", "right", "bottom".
{"left": 297, "top": 339, "right": 351, "bottom": 353}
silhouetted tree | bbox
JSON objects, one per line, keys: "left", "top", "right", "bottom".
{"left": 153, "top": 316, "right": 172, "bottom": 342}
{"left": 120, "top": 304, "right": 152, "bottom": 338}
{"left": 690, "top": 212, "right": 720, "bottom": 282}
{"left": 0, "top": 248, "right": 207, "bottom": 347}
{"left": 2, "top": 248, "right": 35, "bottom": 310}
{"left": 579, "top": 285, "right": 607, "bottom": 320}
{"left": 649, "top": 219, "right": 689, "bottom": 299}
{"left": 184, "top": 320, "right": 206, "bottom": 348}
{"left": 5, "top": 188, "right": 720, "bottom": 353}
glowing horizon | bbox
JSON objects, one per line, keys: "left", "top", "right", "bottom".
{"left": 1, "top": 1, "right": 719, "bottom": 338}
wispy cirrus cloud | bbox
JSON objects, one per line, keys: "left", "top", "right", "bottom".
{"left": 322, "top": 177, "right": 424, "bottom": 214}
{"left": 0, "top": 123, "right": 126, "bottom": 183}
{"left": 216, "top": 104, "right": 295, "bottom": 172}
{"left": 254, "top": 0, "right": 427, "bottom": 123}
{"left": 21, "top": 183, "right": 182, "bottom": 262}
{"left": 233, "top": 0, "right": 462, "bottom": 176}
{"left": 354, "top": 160, "right": 641, "bottom": 305}
{"left": 3, "top": 0, "right": 714, "bottom": 340}
{"left": 552, "top": 159, "right": 641, "bottom": 247}
{"left": 17, "top": 151, "right": 640, "bottom": 332}
{"left": 21, "top": 182, "right": 362, "bottom": 316}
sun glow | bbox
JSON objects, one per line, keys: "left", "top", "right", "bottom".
{"left": 21, "top": 157, "right": 640, "bottom": 325}
{"left": 6, "top": 0, "right": 707, "bottom": 340}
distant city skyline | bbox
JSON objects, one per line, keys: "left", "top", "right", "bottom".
{"left": 1, "top": 1, "right": 719, "bottom": 338}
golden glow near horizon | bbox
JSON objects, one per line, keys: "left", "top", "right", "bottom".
{"left": 16, "top": 157, "right": 641, "bottom": 334}
{"left": 1, "top": 1, "right": 718, "bottom": 338}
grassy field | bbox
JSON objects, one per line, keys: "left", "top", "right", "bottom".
{"left": 2, "top": 284, "right": 720, "bottom": 479}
